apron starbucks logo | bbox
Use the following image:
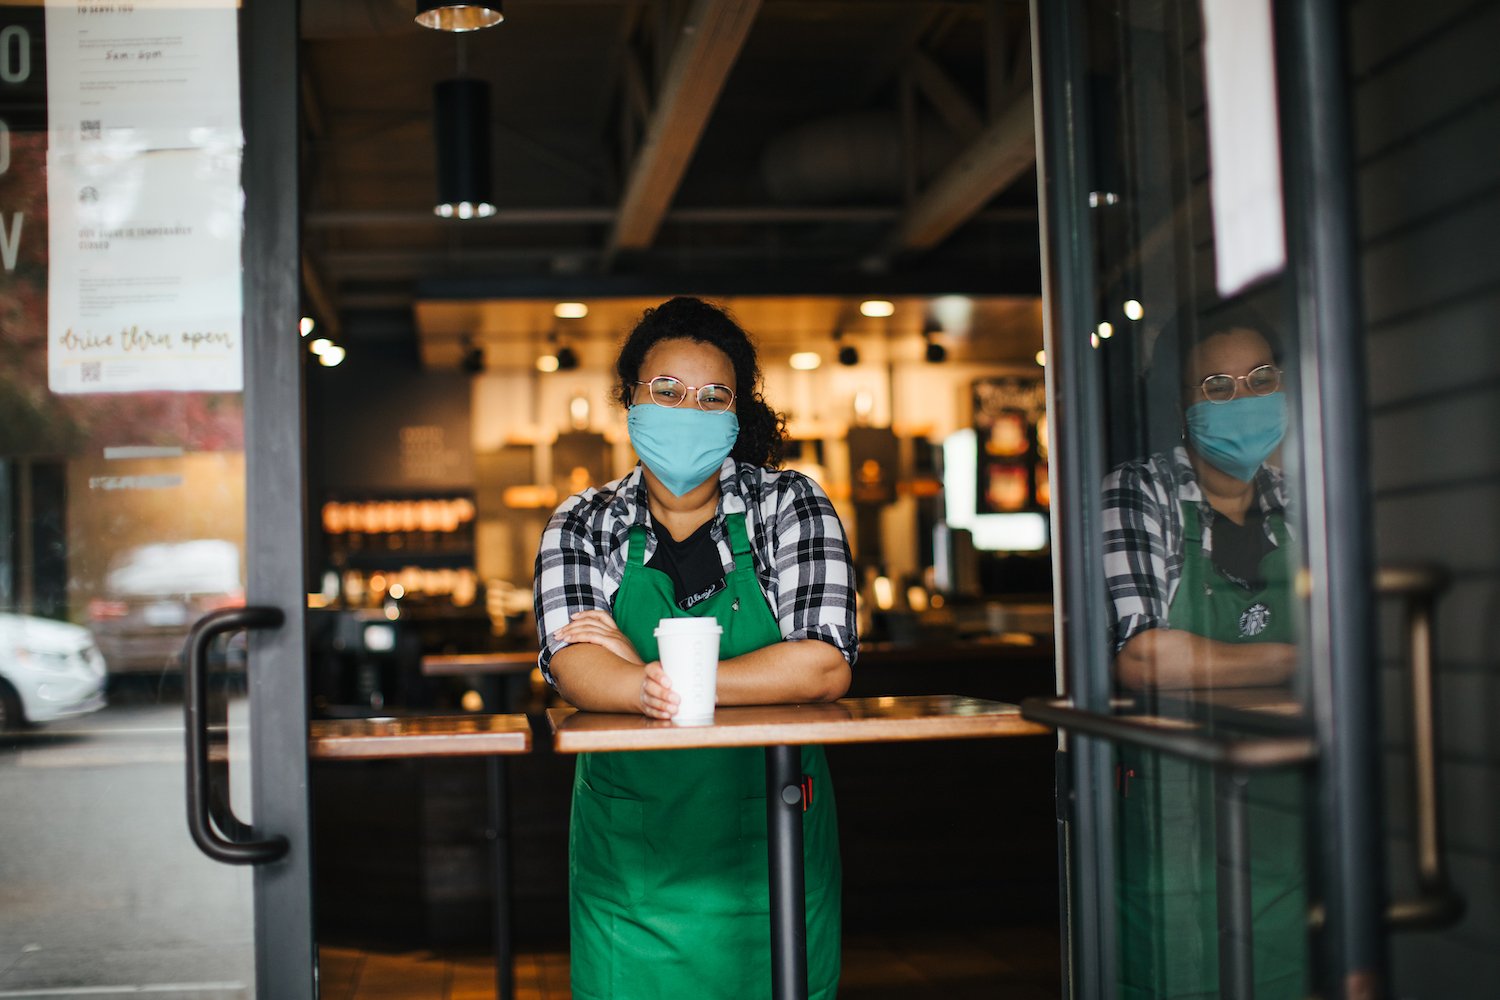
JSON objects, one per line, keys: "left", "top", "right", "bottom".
{"left": 1239, "top": 602, "right": 1272, "bottom": 637}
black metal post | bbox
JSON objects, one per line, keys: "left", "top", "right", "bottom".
{"left": 1215, "top": 770, "right": 1255, "bottom": 1000}
{"left": 1276, "top": 0, "right": 1384, "bottom": 993}
{"left": 487, "top": 756, "right": 513, "bottom": 1000}
{"left": 1030, "top": 0, "right": 1118, "bottom": 995}
{"left": 242, "top": 0, "right": 316, "bottom": 994}
{"left": 765, "top": 744, "right": 808, "bottom": 1000}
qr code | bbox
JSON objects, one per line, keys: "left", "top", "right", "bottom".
{"left": 81, "top": 362, "right": 101, "bottom": 383}
{"left": 80, "top": 120, "right": 101, "bottom": 141}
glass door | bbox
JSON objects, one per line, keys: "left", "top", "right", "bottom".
{"left": 0, "top": 2, "right": 312, "bottom": 997}
{"left": 1026, "top": 1, "right": 1390, "bottom": 997}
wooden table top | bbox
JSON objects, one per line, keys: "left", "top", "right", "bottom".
{"left": 421, "top": 652, "right": 538, "bottom": 677}
{"left": 309, "top": 714, "right": 532, "bottom": 759}
{"left": 547, "top": 695, "right": 1049, "bottom": 753}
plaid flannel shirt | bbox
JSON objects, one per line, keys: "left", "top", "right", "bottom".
{"left": 1102, "top": 446, "right": 1290, "bottom": 654}
{"left": 532, "top": 459, "right": 858, "bottom": 685}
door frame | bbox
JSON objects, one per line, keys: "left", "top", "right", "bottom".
{"left": 1027, "top": 0, "right": 1384, "bottom": 996}
{"left": 242, "top": 0, "right": 316, "bottom": 993}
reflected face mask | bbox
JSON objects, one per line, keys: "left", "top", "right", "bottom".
{"left": 627, "top": 404, "right": 739, "bottom": 496}
{"left": 1185, "top": 392, "right": 1288, "bottom": 482}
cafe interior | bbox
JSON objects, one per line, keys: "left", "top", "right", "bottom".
{"left": 295, "top": 0, "right": 1058, "bottom": 995}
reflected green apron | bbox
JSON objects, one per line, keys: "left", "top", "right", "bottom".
{"left": 1117, "top": 503, "right": 1308, "bottom": 1000}
{"left": 569, "top": 512, "right": 842, "bottom": 1000}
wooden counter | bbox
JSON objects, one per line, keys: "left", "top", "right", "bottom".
{"left": 547, "top": 694, "right": 1048, "bottom": 753}
{"left": 309, "top": 714, "right": 532, "bottom": 759}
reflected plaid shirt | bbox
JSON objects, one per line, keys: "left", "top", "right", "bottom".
{"left": 1102, "top": 446, "right": 1290, "bottom": 654}
{"left": 532, "top": 459, "right": 859, "bottom": 685}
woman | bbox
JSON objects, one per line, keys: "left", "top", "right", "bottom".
{"left": 1102, "top": 323, "right": 1307, "bottom": 1000}
{"left": 533, "top": 296, "right": 857, "bottom": 1000}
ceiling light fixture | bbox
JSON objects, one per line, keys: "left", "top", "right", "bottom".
{"left": 460, "top": 339, "right": 485, "bottom": 374}
{"left": 536, "top": 355, "right": 560, "bottom": 373}
{"left": 922, "top": 320, "right": 947, "bottom": 363}
{"left": 834, "top": 330, "right": 858, "bottom": 366}
{"left": 859, "top": 299, "right": 895, "bottom": 318}
{"left": 553, "top": 302, "right": 589, "bottom": 319}
{"left": 1123, "top": 299, "right": 1145, "bottom": 321}
{"left": 433, "top": 78, "right": 495, "bottom": 220}
{"left": 415, "top": 0, "right": 504, "bottom": 32}
{"left": 319, "top": 345, "right": 347, "bottom": 368}
{"left": 299, "top": 316, "right": 315, "bottom": 337}
{"left": 309, "top": 337, "right": 332, "bottom": 356}
{"left": 789, "top": 351, "right": 822, "bottom": 371}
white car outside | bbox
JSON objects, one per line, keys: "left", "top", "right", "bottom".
{"left": 0, "top": 613, "right": 108, "bottom": 730}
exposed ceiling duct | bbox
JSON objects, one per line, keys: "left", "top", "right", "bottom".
{"left": 758, "top": 111, "right": 959, "bottom": 205}
{"left": 301, "top": 0, "right": 415, "bottom": 39}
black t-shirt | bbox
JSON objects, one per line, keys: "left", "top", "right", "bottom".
{"left": 1209, "top": 508, "right": 1274, "bottom": 591}
{"left": 647, "top": 519, "right": 729, "bottom": 612}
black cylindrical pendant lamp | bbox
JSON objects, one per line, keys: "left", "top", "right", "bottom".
{"left": 416, "top": 0, "right": 504, "bottom": 32}
{"left": 433, "top": 78, "right": 495, "bottom": 220}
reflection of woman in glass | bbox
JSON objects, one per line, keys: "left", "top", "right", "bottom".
{"left": 1102, "top": 323, "right": 1306, "bottom": 1000}
{"left": 532, "top": 297, "right": 857, "bottom": 1000}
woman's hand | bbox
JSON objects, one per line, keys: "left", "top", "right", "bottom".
{"left": 639, "top": 661, "right": 681, "bottom": 720}
{"left": 553, "top": 609, "right": 644, "bottom": 665}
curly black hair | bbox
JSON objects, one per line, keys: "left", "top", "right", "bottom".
{"left": 614, "top": 296, "right": 787, "bottom": 469}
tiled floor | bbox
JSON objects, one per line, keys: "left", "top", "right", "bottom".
{"left": 318, "top": 925, "right": 1062, "bottom": 1000}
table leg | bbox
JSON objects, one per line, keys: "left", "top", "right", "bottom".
{"left": 487, "top": 755, "right": 513, "bottom": 1000}
{"left": 1215, "top": 768, "right": 1254, "bottom": 1000}
{"left": 765, "top": 744, "right": 808, "bottom": 1000}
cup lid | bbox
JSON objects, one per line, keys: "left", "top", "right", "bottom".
{"left": 654, "top": 616, "right": 723, "bottom": 635}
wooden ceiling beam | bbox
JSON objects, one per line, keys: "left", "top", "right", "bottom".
{"left": 882, "top": 88, "right": 1034, "bottom": 255}
{"left": 605, "top": 0, "right": 763, "bottom": 257}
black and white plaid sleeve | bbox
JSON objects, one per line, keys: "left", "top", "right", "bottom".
{"left": 767, "top": 471, "right": 859, "bottom": 665}
{"left": 532, "top": 493, "right": 613, "bottom": 686}
{"left": 1102, "top": 458, "right": 1174, "bottom": 654}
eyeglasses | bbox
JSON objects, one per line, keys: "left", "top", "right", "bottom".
{"left": 1190, "top": 364, "right": 1282, "bottom": 404}
{"left": 634, "top": 375, "right": 736, "bottom": 412}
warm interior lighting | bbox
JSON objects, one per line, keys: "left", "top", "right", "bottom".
{"left": 873, "top": 575, "right": 895, "bottom": 611}
{"left": 1035, "top": 350, "right": 1047, "bottom": 367}
{"left": 536, "top": 354, "right": 560, "bottom": 373}
{"left": 569, "top": 394, "right": 591, "bottom": 428}
{"left": 554, "top": 302, "right": 589, "bottom": 319}
{"left": 389, "top": 583, "right": 406, "bottom": 600}
{"left": 1123, "top": 299, "right": 1144, "bottom": 321}
{"left": 1097, "top": 321, "right": 1114, "bottom": 339}
{"left": 434, "top": 78, "right": 495, "bottom": 220}
{"left": 1090, "top": 333, "right": 1101, "bottom": 350}
{"left": 415, "top": 0, "right": 504, "bottom": 32}
{"left": 789, "top": 351, "right": 822, "bottom": 370}
{"left": 859, "top": 299, "right": 895, "bottom": 318}
{"left": 309, "top": 337, "right": 332, "bottom": 356}
{"left": 299, "top": 316, "right": 315, "bottom": 337}
{"left": 319, "top": 345, "right": 347, "bottom": 367}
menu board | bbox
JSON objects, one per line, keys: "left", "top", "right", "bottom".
{"left": 44, "top": 0, "right": 244, "bottom": 395}
{"left": 971, "top": 377, "right": 1048, "bottom": 515}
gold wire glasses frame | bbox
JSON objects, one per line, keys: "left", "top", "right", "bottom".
{"left": 634, "top": 376, "right": 737, "bottom": 412}
{"left": 1191, "top": 364, "right": 1283, "bottom": 404}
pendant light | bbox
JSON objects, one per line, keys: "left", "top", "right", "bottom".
{"left": 416, "top": 0, "right": 504, "bottom": 32}
{"left": 433, "top": 76, "right": 495, "bottom": 219}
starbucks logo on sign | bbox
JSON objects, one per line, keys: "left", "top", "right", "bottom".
{"left": 1239, "top": 603, "right": 1271, "bottom": 637}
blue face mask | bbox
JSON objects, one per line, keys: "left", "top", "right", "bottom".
{"left": 627, "top": 404, "right": 740, "bottom": 497}
{"left": 1185, "top": 392, "right": 1288, "bottom": 482}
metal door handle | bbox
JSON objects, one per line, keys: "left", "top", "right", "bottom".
{"left": 1375, "top": 566, "right": 1464, "bottom": 929}
{"left": 183, "top": 606, "right": 290, "bottom": 865}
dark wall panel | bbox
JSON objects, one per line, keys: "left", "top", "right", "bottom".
{"left": 1350, "top": 0, "right": 1500, "bottom": 994}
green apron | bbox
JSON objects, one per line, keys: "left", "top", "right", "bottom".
{"left": 1116, "top": 502, "right": 1308, "bottom": 1000}
{"left": 569, "top": 512, "right": 842, "bottom": 1000}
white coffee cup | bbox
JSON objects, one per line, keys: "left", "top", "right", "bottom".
{"left": 653, "top": 617, "right": 723, "bottom": 725}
